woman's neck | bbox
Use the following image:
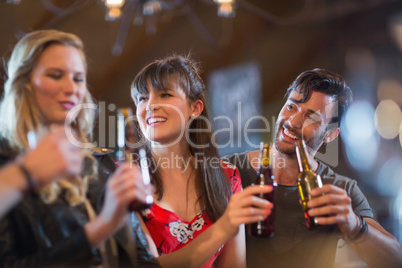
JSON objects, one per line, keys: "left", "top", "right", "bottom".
{"left": 151, "top": 140, "right": 193, "bottom": 173}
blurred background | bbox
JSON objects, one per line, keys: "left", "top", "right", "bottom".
{"left": 0, "top": 0, "right": 401, "bottom": 251}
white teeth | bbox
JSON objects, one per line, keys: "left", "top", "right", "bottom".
{"left": 147, "top": 117, "right": 166, "bottom": 124}
{"left": 284, "top": 128, "right": 299, "bottom": 140}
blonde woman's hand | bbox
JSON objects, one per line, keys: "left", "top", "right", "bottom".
{"left": 21, "top": 126, "right": 83, "bottom": 189}
{"left": 216, "top": 185, "right": 273, "bottom": 238}
{"left": 98, "top": 163, "right": 154, "bottom": 232}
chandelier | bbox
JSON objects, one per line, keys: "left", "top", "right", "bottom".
{"left": 5, "top": 0, "right": 314, "bottom": 55}
{"left": 103, "top": 0, "right": 236, "bottom": 20}
{"left": 6, "top": 0, "right": 238, "bottom": 55}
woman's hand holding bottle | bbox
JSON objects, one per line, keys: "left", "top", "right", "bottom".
{"left": 216, "top": 185, "right": 273, "bottom": 239}
{"left": 85, "top": 163, "right": 154, "bottom": 248}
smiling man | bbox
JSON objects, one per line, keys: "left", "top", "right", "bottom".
{"left": 224, "top": 69, "right": 402, "bottom": 268}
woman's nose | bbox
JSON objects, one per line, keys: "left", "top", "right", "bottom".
{"left": 63, "top": 77, "right": 77, "bottom": 95}
{"left": 145, "top": 95, "right": 159, "bottom": 112}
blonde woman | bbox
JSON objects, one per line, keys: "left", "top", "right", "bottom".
{"left": 0, "top": 30, "right": 159, "bottom": 267}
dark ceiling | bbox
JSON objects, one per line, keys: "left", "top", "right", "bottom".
{"left": 1, "top": 0, "right": 402, "bottom": 106}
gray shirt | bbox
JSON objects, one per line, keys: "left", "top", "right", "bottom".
{"left": 223, "top": 152, "right": 373, "bottom": 268}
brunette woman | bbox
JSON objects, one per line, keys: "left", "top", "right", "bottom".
{"left": 131, "top": 54, "right": 273, "bottom": 268}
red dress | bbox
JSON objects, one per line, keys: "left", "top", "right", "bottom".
{"left": 141, "top": 161, "right": 242, "bottom": 268}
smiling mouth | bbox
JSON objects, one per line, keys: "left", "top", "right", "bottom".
{"left": 147, "top": 117, "right": 167, "bottom": 125}
{"left": 283, "top": 127, "right": 300, "bottom": 140}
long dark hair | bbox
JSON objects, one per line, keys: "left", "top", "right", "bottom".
{"left": 131, "top": 54, "right": 231, "bottom": 222}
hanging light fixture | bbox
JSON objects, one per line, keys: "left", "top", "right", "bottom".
{"left": 214, "top": 0, "right": 236, "bottom": 18}
{"left": 104, "top": 0, "right": 125, "bottom": 20}
{"left": 4, "top": 0, "right": 314, "bottom": 55}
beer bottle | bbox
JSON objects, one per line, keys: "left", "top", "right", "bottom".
{"left": 116, "top": 108, "right": 153, "bottom": 211}
{"left": 295, "top": 139, "right": 323, "bottom": 229}
{"left": 248, "top": 142, "right": 276, "bottom": 238}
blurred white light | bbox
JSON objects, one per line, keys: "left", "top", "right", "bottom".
{"left": 214, "top": 0, "right": 234, "bottom": 3}
{"left": 394, "top": 188, "right": 402, "bottom": 244}
{"left": 341, "top": 101, "right": 379, "bottom": 171}
{"left": 105, "top": 0, "right": 125, "bottom": 8}
{"left": 374, "top": 100, "right": 402, "bottom": 139}
{"left": 377, "top": 157, "right": 402, "bottom": 195}
{"left": 377, "top": 79, "right": 402, "bottom": 106}
{"left": 342, "top": 101, "right": 376, "bottom": 143}
{"left": 344, "top": 136, "right": 378, "bottom": 171}
{"left": 400, "top": 123, "right": 402, "bottom": 148}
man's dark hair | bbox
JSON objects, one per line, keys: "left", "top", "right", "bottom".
{"left": 285, "top": 68, "right": 353, "bottom": 124}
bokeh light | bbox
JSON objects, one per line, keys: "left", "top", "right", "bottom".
{"left": 400, "top": 123, "right": 402, "bottom": 148}
{"left": 341, "top": 101, "right": 378, "bottom": 171}
{"left": 377, "top": 157, "right": 402, "bottom": 195}
{"left": 374, "top": 100, "right": 402, "bottom": 139}
{"left": 394, "top": 188, "right": 402, "bottom": 244}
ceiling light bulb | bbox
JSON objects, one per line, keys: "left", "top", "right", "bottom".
{"left": 217, "top": 3, "right": 235, "bottom": 18}
{"left": 105, "top": 0, "right": 125, "bottom": 9}
{"left": 106, "top": 8, "right": 122, "bottom": 20}
{"left": 214, "top": 0, "right": 233, "bottom": 4}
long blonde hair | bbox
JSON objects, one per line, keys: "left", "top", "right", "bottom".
{"left": 0, "top": 30, "right": 97, "bottom": 205}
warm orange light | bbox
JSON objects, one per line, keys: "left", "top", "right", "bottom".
{"left": 217, "top": 3, "right": 235, "bottom": 17}
{"left": 107, "top": 8, "right": 122, "bottom": 19}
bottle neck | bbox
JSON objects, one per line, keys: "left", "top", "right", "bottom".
{"left": 295, "top": 141, "right": 312, "bottom": 173}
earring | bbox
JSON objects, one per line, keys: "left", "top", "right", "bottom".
{"left": 191, "top": 113, "right": 195, "bottom": 118}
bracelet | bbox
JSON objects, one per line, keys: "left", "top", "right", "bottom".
{"left": 17, "top": 163, "right": 35, "bottom": 193}
{"left": 347, "top": 214, "right": 368, "bottom": 242}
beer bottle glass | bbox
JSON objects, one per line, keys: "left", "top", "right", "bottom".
{"left": 116, "top": 108, "right": 153, "bottom": 211}
{"left": 295, "top": 139, "right": 323, "bottom": 229}
{"left": 248, "top": 142, "right": 276, "bottom": 238}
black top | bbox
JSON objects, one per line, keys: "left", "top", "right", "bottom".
{"left": 0, "top": 147, "right": 160, "bottom": 268}
{"left": 223, "top": 152, "right": 373, "bottom": 268}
